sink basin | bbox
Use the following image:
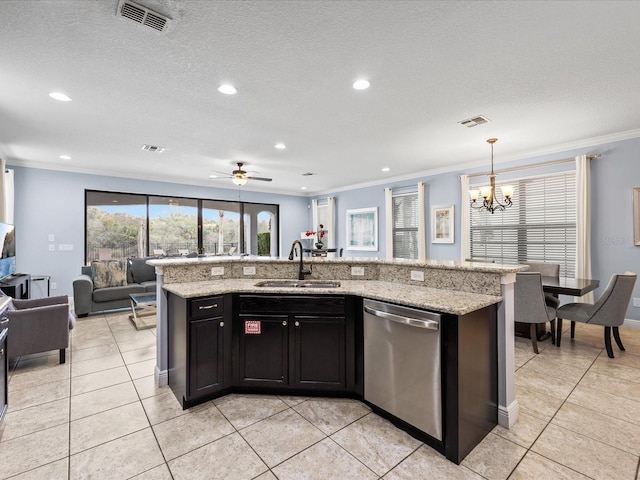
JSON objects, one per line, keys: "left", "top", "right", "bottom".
{"left": 255, "top": 280, "right": 341, "bottom": 288}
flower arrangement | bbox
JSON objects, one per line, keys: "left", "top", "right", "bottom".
{"left": 317, "top": 224, "right": 326, "bottom": 240}
{"left": 304, "top": 230, "right": 316, "bottom": 238}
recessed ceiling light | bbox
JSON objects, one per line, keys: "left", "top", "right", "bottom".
{"left": 217, "top": 84, "right": 237, "bottom": 95}
{"left": 353, "top": 79, "right": 370, "bottom": 90}
{"left": 301, "top": 186, "right": 307, "bottom": 190}
{"left": 209, "top": 174, "right": 219, "bottom": 179}
{"left": 274, "top": 143, "right": 286, "bottom": 150}
{"left": 49, "top": 92, "right": 72, "bottom": 102}
{"left": 59, "top": 155, "right": 72, "bottom": 160}
{"left": 382, "top": 167, "right": 390, "bottom": 172}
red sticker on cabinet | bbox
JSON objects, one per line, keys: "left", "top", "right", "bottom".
{"left": 245, "top": 320, "right": 261, "bottom": 334}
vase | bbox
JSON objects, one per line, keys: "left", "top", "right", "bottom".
{"left": 315, "top": 241, "right": 324, "bottom": 249}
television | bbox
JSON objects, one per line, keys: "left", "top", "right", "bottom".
{"left": 0, "top": 223, "right": 15, "bottom": 280}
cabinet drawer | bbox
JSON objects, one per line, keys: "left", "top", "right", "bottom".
{"left": 190, "top": 296, "right": 224, "bottom": 319}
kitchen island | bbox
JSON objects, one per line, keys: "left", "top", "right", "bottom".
{"left": 148, "top": 256, "right": 523, "bottom": 462}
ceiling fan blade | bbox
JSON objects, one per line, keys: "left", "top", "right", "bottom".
{"left": 246, "top": 176, "right": 272, "bottom": 182}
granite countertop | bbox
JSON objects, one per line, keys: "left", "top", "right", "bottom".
{"left": 162, "top": 278, "right": 501, "bottom": 316}
{"left": 148, "top": 255, "right": 524, "bottom": 275}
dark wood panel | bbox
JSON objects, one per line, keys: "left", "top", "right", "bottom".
{"left": 238, "top": 295, "right": 346, "bottom": 315}
{"left": 293, "top": 316, "right": 346, "bottom": 390}
{"left": 189, "top": 317, "right": 224, "bottom": 397}
{"left": 237, "top": 314, "right": 289, "bottom": 386}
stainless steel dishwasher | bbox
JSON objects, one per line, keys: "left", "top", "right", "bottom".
{"left": 363, "top": 298, "right": 442, "bottom": 441}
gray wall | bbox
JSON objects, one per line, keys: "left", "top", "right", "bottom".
{"left": 13, "top": 167, "right": 308, "bottom": 298}
{"left": 312, "top": 136, "right": 640, "bottom": 321}
{"left": 12, "top": 135, "right": 640, "bottom": 321}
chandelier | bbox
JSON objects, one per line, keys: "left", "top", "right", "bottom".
{"left": 469, "top": 138, "right": 515, "bottom": 214}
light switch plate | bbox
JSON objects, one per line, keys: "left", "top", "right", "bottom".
{"left": 410, "top": 270, "right": 425, "bottom": 281}
{"left": 48, "top": 234, "right": 55, "bottom": 242}
{"left": 633, "top": 297, "right": 640, "bottom": 308}
{"left": 48, "top": 244, "right": 55, "bottom": 251}
{"left": 243, "top": 266, "right": 256, "bottom": 275}
{"left": 58, "top": 244, "right": 73, "bottom": 251}
{"left": 351, "top": 266, "right": 365, "bottom": 276}
{"left": 211, "top": 267, "right": 224, "bottom": 276}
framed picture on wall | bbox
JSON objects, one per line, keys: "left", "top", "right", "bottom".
{"left": 346, "top": 207, "right": 378, "bottom": 251}
{"left": 634, "top": 187, "right": 640, "bottom": 246}
{"left": 432, "top": 205, "right": 454, "bottom": 244}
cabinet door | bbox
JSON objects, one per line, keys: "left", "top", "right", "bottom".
{"left": 188, "top": 317, "right": 225, "bottom": 398}
{"left": 238, "top": 314, "right": 289, "bottom": 387}
{"left": 293, "top": 316, "right": 346, "bottom": 390}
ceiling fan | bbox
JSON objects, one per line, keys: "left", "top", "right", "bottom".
{"left": 210, "top": 162, "right": 272, "bottom": 186}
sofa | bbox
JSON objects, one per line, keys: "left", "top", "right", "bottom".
{"left": 72, "top": 257, "right": 156, "bottom": 317}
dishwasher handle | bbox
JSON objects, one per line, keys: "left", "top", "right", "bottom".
{"left": 364, "top": 305, "right": 439, "bottom": 330}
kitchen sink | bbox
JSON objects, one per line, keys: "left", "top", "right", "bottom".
{"left": 254, "top": 280, "right": 341, "bottom": 288}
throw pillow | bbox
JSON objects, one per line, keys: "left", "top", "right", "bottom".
{"left": 91, "top": 260, "right": 127, "bottom": 289}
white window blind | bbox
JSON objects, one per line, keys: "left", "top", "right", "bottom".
{"left": 469, "top": 171, "right": 576, "bottom": 277}
{"left": 393, "top": 193, "right": 419, "bottom": 259}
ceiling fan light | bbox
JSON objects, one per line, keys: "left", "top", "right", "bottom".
{"left": 232, "top": 175, "right": 248, "bottom": 186}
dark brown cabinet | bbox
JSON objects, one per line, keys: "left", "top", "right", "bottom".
{"left": 234, "top": 295, "right": 356, "bottom": 393}
{"left": 168, "top": 294, "right": 232, "bottom": 408}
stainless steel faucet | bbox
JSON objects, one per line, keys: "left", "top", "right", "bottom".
{"left": 288, "top": 240, "right": 312, "bottom": 280}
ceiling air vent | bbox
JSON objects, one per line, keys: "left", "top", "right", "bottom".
{"left": 458, "top": 115, "right": 490, "bottom": 128}
{"left": 141, "top": 144, "right": 165, "bottom": 153}
{"left": 117, "top": 0, "right": 171, "bottom": 32}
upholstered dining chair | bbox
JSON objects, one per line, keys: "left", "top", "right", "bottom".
{"left": 515, "top": 272, "right": 557, "bottom": 353}
{"left": 556, "top": 272, "right": 637, "bottom": 358}
{"left": 525, "top": 262, "right": 561, "bottom": 309}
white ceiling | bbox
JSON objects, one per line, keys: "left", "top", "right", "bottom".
{"left": 1, "top": 0, "right": 639, "bottom": 195}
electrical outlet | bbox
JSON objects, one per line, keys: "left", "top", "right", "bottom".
{"left": 351, "top": 266, "right": 365, "bottom": 276}
{"left": 48, "top": 244, "right": 55, "bottom": 251}
{"left": 51, "top": 282, "right": 57, "bottom": 290}
{"left": 211, "top": 266, "right": 224, "bottom": 276}
{"left": 633, "top": 297, "right": 640, "bottom": 308}
{"left": 243, "top": 266, "right": 256, "bottom": 275}
{"left": 410, "top": 270, "right": 425, "bottom": 281}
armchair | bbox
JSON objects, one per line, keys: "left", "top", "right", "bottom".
{"left": 5, "top": 295, "right": 75, "bottom": 364}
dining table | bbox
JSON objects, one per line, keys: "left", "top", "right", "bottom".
{"left": 516, "top": 276, "right": 600, "bottom": 341}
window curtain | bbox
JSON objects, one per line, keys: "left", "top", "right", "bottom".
{"left": 327, "top": 196, "right": 336, "bottom": 257}
{"left": 0, "top": 160, "right": 13, "bottom": 224}
{"left": 417, "top": 182, "right": 426, "bottom": 261}
{"left": 575, "top": 155, "right": 593, "bottom": 303}
{"left": 460, "top": 174, "right": 471, "bottom": 261}
{"left": 311, "top": 199, "right": 318, "bottom": 232}
{"left": 385, "top": 188, "right": 393, "bottom": 259}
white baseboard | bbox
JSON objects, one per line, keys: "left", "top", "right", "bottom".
{"left": 623, "top": 318, "right": 640, "bottom": 330}
{"left": 155, "top": 366, "right": 168, "bottom": 387}
{"left": 498, "top": 400, "right": 520, "bottom": 429}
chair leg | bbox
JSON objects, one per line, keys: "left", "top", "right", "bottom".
{"left": 530, "top": 324, "right": 539, "bottom": 354}
{"left": 604, "top": 326, "right": 614, "bottom": 359}
{"left": 570, "top": 320, "right": 576, "bottom": 339}
{"left": 613, "top": 327, "right": 626, "bottom": 352}
{"left": 556, "top": 318, "right": 563, "bottom": 347}
{"left": 550, "top": 318, "right": 556, "bottom": 346}
{"left": 59, "top": 348, "right": 66, "bottom": 364}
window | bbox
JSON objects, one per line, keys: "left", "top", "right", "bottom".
{"left": 392, "top": 192, "right": 419, "bottom": 259}
{"left": 85, "top": 190, "right": 279, "bottom": 263}
{"left": 469, "top": 171, "right": 576, "bottom": 277}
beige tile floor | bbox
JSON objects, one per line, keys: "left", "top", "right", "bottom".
{"left": 2, "top": 310, "right": 640, "bottom": 479}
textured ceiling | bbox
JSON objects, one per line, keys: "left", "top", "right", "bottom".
{"left": 1, "top": 0, "right": 639, "bottom": 195}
